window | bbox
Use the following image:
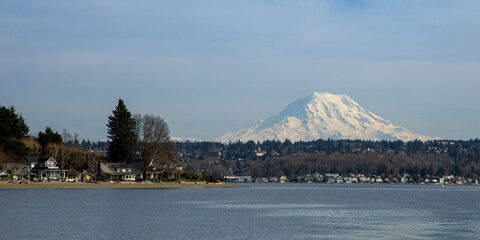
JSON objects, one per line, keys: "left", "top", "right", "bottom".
{"left": 14, "top": 167, "right": 20, "bottom": 172}
{"left": 46, "top": 161, "right": 56, "bottom": 168}
{"left": 24, "top": 167, "right": 29, "bottom": 172}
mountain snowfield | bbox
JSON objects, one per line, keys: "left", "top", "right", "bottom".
{"left": 170, "top": 136, "right": 199, "bottom": 142}
{"left": 217, "top": 92, "right": 430, "bottom": 143}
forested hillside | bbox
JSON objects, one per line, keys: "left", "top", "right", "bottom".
{"left": 174, "top": 139, "right": 480, "bottom": 179}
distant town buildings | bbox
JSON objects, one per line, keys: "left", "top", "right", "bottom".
{"left": 223, "top": 172, "right": 479, "bottom": 185}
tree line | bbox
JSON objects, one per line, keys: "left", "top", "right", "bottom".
{"left": 0, "top": 100, "right": 180, "bottom": 181}
{"left": 175, "top": 138, "right": 480, "bottom": 179}
{"left": 0, "top": 104, "right": 102, "bottom": 177}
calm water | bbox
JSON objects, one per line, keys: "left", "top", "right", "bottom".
{"left": 1, "top": 184, "right": 479, "bottom": 239}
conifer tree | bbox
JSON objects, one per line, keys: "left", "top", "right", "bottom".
{"left": 106, "top": 99, "right": 137, "bottom": 163}
{"left": 38, "top": 127, "right": 63, "bottom": 148}
{"left": 0, "top": 105, "right": 30, "bottom": 157}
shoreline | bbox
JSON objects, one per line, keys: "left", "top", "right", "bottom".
{"left": 0, "top": 181, "right": 244, "bottom": 189}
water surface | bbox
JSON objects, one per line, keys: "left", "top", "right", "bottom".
{"left": 1, "top": 184, "right": 479, "bottom": 239}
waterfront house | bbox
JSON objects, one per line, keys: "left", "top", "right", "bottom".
{"left": 145, "top": 166, "right": 160, "bottom": 180}
{"left": 224, "top": 176, "right": 253, "bottom": 183}
{"left": 358, "top": 175, "right": 370, "bottom": 183}
{"left": 128, "top": 162, "right": 182, "bottom": 181}
{"left": 24, "top": 156, "right": 67, "bottom": 181}
{"left": 66, "top": 169, "right": 81, "bottom": 182}
{"left": 269, "top": 177, "right": 279, "bottom": 182}
{"left": 344, "top": 177, "right": 358, "bottom": 183}
{"left": 1, "top": 162, "right": 34, "bottom": 181}
{"left": 100, "top": 162, "right": 136, "bottom": 181}
{"left": 153, "top": 164, "right": 183, "bottom": 179}
{"left": 67, "top": 168, "right": 95, "bottom": 182}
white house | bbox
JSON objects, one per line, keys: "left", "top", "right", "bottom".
{"left": 23, "top": 156, "right": 67, "bottom": 181}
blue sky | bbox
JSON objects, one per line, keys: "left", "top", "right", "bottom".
{"left": 1, "top": 0, "right": 479, "bottom": 140}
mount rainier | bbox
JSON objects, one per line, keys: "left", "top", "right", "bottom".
{"left": 217, "top": 92, "right": 430, "bottom": 143}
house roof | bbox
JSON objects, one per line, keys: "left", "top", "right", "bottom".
{"left": 146, "top": 166, "right": 160, "bottom": 173}
{"left": 100, "top": 162, "right": 136, "bottom": 176}
{"left": 125, "top": 162, "right": 142, "bottom": 175}
{"left": 3, "top": 162, "right": 29, "bottom": 168}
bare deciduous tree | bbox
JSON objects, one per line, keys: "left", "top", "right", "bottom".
{"left": 61, "top": 129, "right": 73, "bottom": 144}
{"left": 135, "top": 114, "right": 176, "bottom": 179}
{"left": 45, "top": 143, "right": 80, "bottom": 180}
{"left": 84, "top": 151, "right": 102, "bottom": 178}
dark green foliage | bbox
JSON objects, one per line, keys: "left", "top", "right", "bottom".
{"left": 0, "top": 106, "right": 29, "bottom": 138}
{"left": 1, "top": 137, "right": 29, "bottom": 158}
{"left": 376, "top": 162, "right": 387, "bottom": 176}
{"left": 420, "top": 167, "right": 428, "bottom": 178}
{"left": 0, "top": 105, "right": 29, "bottom": 157}
{"left": 38, "top": 127, "right": 63, "bottom": 148}
{"left": 180, "top": 172, "right": 203, "bottom": 181}
{"left": 106, "top": 99, "right": 137, "bottom": 163}
{"left": 454, "top": 164, "right": 463, "bottom": 176}
{"left": 435, "top": 166, "right": 445, "bottom": 176}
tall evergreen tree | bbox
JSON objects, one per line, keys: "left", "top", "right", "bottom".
{"left": 0, "top": 105, "right": 30, "bottom": 157}
{"left": 0, "top": 106, "right": 29, "bottom": 139}
{"left": 107, "top": 99, "right": 137, "bottom": 163}
{"left": 38, "top": 127, "right": 63, "bottom": 148}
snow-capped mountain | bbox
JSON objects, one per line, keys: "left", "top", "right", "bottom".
{"left": 171, "top": 136, "right": 200, "bottom": 142}
{"left": 217, "top": 92, "right": 430, "bottom": 143}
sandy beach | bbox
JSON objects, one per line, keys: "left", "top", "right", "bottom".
{"left": 0, "top": 181, "right": 244, "bottom": 189}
